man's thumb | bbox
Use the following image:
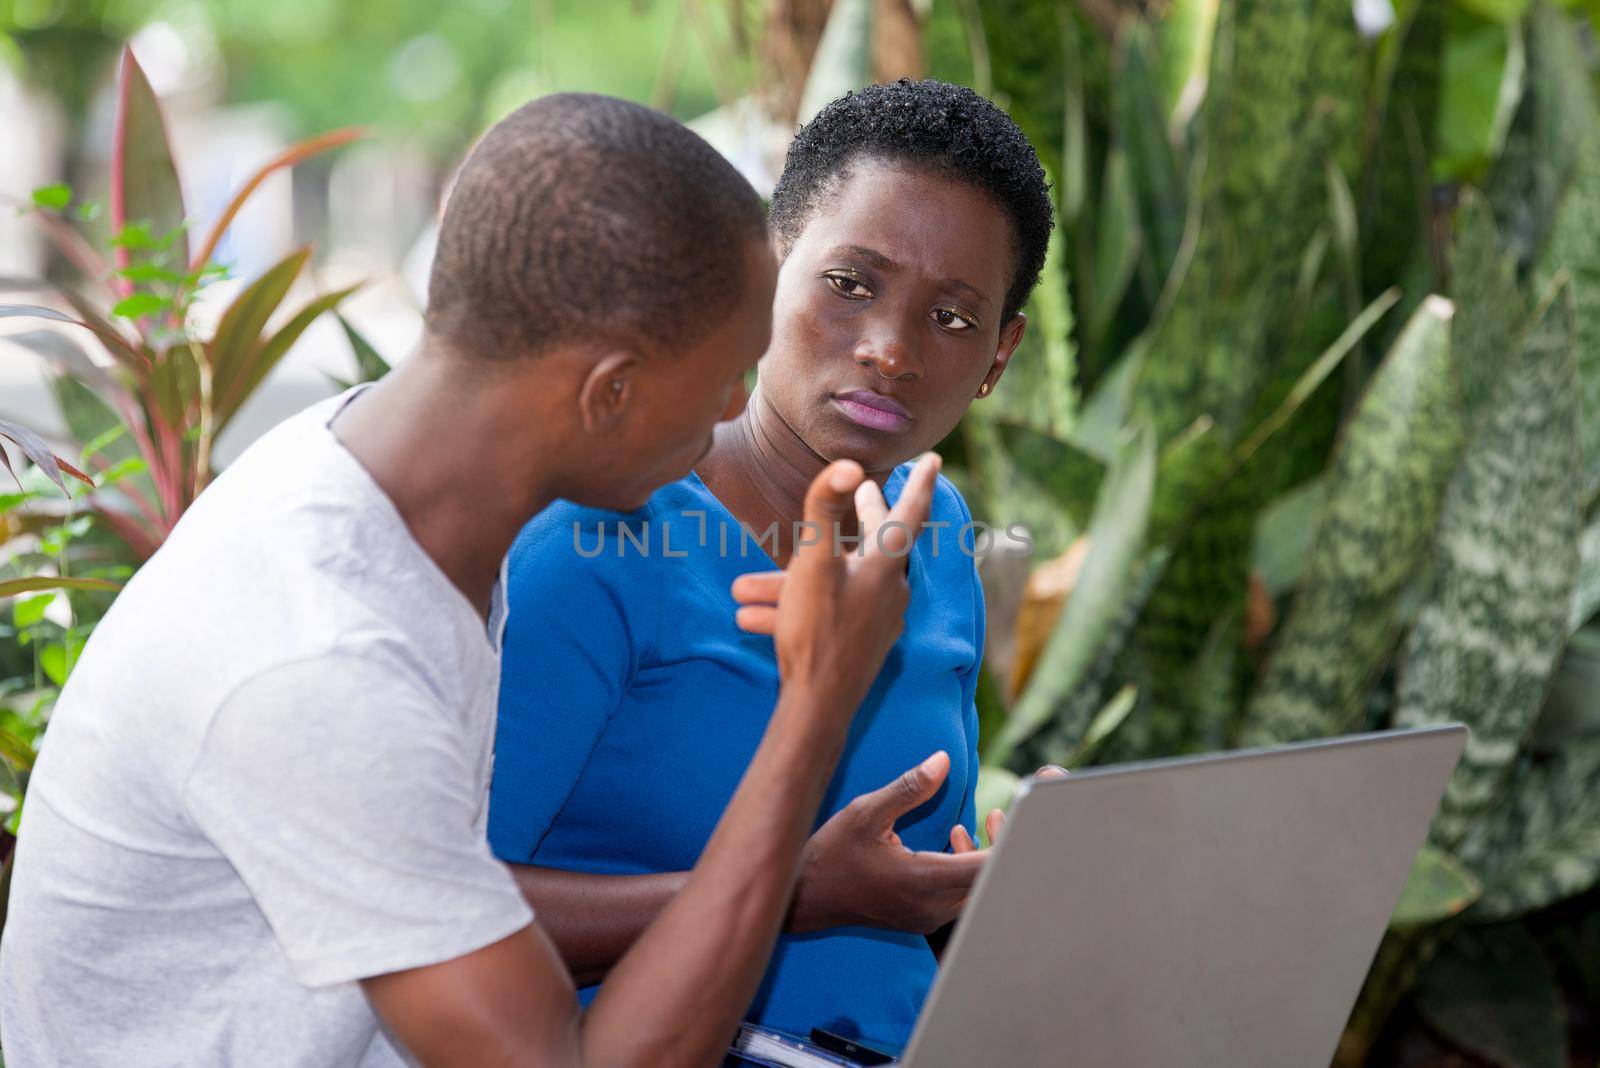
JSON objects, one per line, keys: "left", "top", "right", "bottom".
{"left": 795, "top": 460, "right": 864, "bottom": 564}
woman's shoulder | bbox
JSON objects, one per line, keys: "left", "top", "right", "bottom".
{"left": 888, "top": 463, "right": 975, "bottom": 525}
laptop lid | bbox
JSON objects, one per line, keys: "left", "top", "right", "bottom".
{"left": 899, "top": 725, "right": 1466, "bottom": 1068}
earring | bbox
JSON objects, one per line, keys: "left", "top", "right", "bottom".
{"left": 978, "top": 383, "right": 990, "bottom": 396}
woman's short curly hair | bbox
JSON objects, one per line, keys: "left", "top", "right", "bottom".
{"left": 770, "top": 79, "right": 1054, "bottom": 323}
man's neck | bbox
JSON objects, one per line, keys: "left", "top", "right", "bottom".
{"left": 330, "top": 350, "right": 561, "bottom": 618}
{"left": 697, "top": 389, "right": 892, "bottom": 569}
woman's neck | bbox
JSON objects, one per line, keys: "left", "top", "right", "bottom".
{"left": 696, "top": 389, "right": 890, "bottom": 570}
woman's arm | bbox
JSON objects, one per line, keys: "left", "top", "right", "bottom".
{"left": 510, "top": 748, "right": 988, "bottom": 984}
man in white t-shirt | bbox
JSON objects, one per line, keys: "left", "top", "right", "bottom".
{"left": 1, "top": 93, "right": 939, "bottom": 1067}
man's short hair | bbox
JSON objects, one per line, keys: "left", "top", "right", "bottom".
{"left": 427, "top": 93, "right": 768, "bottom": 359}
{"left": 769, "top": 79, "right": 1053, "bottom": 323}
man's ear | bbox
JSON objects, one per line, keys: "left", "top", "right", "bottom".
{"left": 578, "top": 351, "right": 643, "bottom": 434}
{"left": 978, "top": 313, "right": 1028, "bottom": 398}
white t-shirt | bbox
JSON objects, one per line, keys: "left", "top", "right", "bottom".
{"left": 0, "top": 390, "right": 534, "bottom": 1066}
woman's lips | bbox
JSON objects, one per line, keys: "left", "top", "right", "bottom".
{"left": 831, "top": 390, "right": 911, "bottom": 432}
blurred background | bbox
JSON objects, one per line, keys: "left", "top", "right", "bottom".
{"left": 4, "top": 1, "right": 1600, "bottom": 1065}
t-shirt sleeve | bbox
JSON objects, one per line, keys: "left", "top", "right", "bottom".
{"left": 487, "top": 509, "right": 653, "bottom": 864}
{"left": 182, "top": 654, "right": 533, "bottom": 989}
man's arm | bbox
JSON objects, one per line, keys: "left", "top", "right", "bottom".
{"left": 363, "top": 456, "right": 942, "bottom": 1068}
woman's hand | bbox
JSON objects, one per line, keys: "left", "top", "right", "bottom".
{"left": 948, "top": 765, "right": 1068, "bottom": 853}
{"left": 789, "top": 751, "right": 982, "bottom": 935}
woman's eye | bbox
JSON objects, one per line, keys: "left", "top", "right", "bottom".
{"left": 824, "top": 273, "right": 872, "bottom": 298}
{"left": 933, "top": 308, "right": 976, "bottom": 332}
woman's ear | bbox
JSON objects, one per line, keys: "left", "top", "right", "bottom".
{"left": 578, "top": 351, "right": 642, "bottom": 434}
{"left": 978, "top": 313, "right": 1028, "bottom": 398}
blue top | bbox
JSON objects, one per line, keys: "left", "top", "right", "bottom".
{"left": 488, "top": 466, "right": 984, "bottom": 1053}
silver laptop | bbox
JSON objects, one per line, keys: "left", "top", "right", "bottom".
{"left": 894, "top": 724, "right": 1466, "bottom": 1067}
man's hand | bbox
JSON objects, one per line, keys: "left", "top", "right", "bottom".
{"left": 737, "top": 455, "right": 940, "bottom": 719}
{"left": 790, "top": 751, "right": 982, "bottom": 935}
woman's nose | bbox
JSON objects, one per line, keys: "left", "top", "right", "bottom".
{"left": 855, "top": 334, "right": 924, "bottom": 381}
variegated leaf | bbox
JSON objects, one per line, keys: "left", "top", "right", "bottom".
{"left": 1536, "top": 108, "right": 1600, "bottom": 503}
{"left": 1574, "top": 515, "right": 1600, "bottom": 633}
{"left": 1243, "top": 297, "right": 1462, "bottom": 744}
{"left": 1457, "top": 742, "right": 1600, "bottom": 922}
{"left": 1396, "top": 281, "right": 1581, "bottom": 846}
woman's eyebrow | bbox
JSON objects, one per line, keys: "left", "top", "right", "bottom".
{"left": 832, "top": 244, "right": 993, "bottom": 310}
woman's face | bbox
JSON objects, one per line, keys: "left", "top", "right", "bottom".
{"left": 760, "top": 158, "right": 1027, "bottom": 472}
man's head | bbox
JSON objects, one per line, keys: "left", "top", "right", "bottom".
{"left": 425, "top": 93, "right": 774, "bottom": 510}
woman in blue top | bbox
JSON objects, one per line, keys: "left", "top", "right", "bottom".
{"left": 489, "top": 80, "right": 1055, "bottom": 1055}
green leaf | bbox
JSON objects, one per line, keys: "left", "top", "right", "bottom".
{"left": 1243, "top": 296, "right": 1462, "bottom": 744}
{"left": 12, "top": 593, "right": 54, "bottom": 628}
{"left": 1062, "top": 684, "right": 1138, "bottom": 768}
{"left": 1536, "top": 115, "right": 1600, "bottom": 503}
{"left": 1085, "top": 147, "right": 1142, "bottom": 352}
{"left": 215, "top": 282, "right": 359, "bottom": 432}
{"left": 30, "top": 183, "right": 71, "bottom": 211}
{"left": 1453, "top": 0, "right": 1532, "bottom": 21}
{"left": 110, "top": 222, "right": 157, "bottom": 250}
{"left": 111, "top": 293, "right": 168, "bottom": 320}
{"left": 1574, "top": 516, "right": 1600, "bottom": 632}
{"left": 992, "top": 423, "right": 1157, "bottom": 762}
{"left": 1389, "top": 846, "right": 1481, "bottom": 928}
{"left": 39, "top": 640, "right": 78, "bottom": 688}
{"left": 974, "top": 766, "right": 1019, "bottom": 849}
{"left": 1450, "top": 191, "right": 1523, "bottom": 436}
{"left": 1396, "top": 280, "right": 1581, "bottom": 847}
{"left": 1460, "top": 743, "right": 1600, "bottom": 920}
{"left": 1413, "top": 924, "right": 1565, "bottom": 1068}
{"left": 337, "top": 313, "right": 391, "bottom": 384}
{"left": 116, "top": 264, "right": 183, "bottom": 286}
{"left": 1112, "top": 19, "right": 1185, "bottom": 292}
{"left": 1252, "top": 480, "right": 1326, "bottom": 598}
{"left": 993, "top": 421, "right": 1104, "bottom": 530}
{"left": 1132, "top": 0, "right": 1365, "bottom": 444}
{"left": 0, "top": 728, "right": 34, "bottom": 771}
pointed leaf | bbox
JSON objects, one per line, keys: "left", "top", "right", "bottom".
{"left": 0, "top": 300, "right": 145, "bottom": 371}
{"left": 1459, "top": 742, "right": 1600, "bottom": 921}
{"left": 0, "top": 419, "right": 91, "bottom": 496}
{"left": 190, "top": 128, "right": 363, "bottom": 272}
{"left": 1574, "top": 516, "right": 1600, "bottom": 633}
{"left": 0, "top": 576, "right": 121, "bottom": 598}
{"left": 207, "top": 248, "right": 310, "bottom": 418}
{"left": 1062, "top": 684, "right": 1137, "bottom": 768}
{"left": 0, "top": 728, "right": 35, "bottom": 772}
{"left": 1243, "top": 297, "right": 1462, "bottom": 745}
{"left": 1413, "top": 925, "right": 1566, "bottom": 1068}
{"left": 1536, "top": 115, "right": 1600, "bottom": 502}
{"left": 1086, "top": 148, "right": 1141, "bottom": 351}
{"left": 111, "top": 48, "right": 189, "bottom": 278}
{"left": 1389, "top": 846, "right": 1481, "bottom": 928}
{"left": 992, "top": 423, "right": 1157, "bottom": 762}
{"left": 338, "top": 313, "right": 391, "bottom": 383}
{"left": 994, "top": 421, "right": 1104, "bottom": 530}
{"left": 215, "top": 283, "right": 359, "bottom": 432}
{"left": 1396, "top": 281, "right": 1581, "bottom": 847}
